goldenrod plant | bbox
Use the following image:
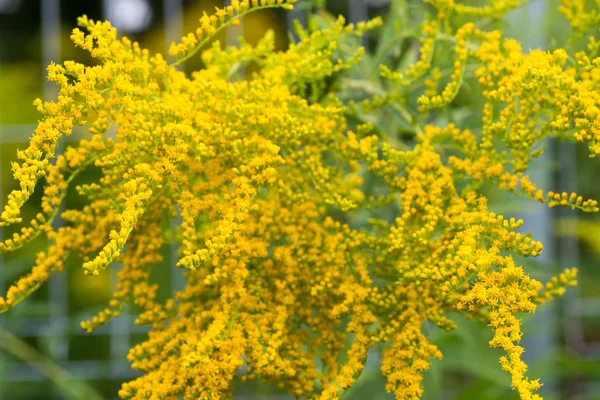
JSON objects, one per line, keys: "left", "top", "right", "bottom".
{"left": 1, "top": 0, "right": 599, "bottom": 398}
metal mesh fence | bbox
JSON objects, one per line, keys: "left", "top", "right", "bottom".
{"left": 0, "top": 0, "right": 597, "bottom": 399}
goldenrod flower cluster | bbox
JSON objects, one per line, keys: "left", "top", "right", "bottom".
{"left": 1, "top": 0, "right": 598, "bottom": 399}
{"left": 559, "top": 0, "right": 600, "bottom": 39}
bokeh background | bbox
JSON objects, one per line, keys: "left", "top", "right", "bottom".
{"left": 0, "top": 0, "right": 599, "bottom": 399}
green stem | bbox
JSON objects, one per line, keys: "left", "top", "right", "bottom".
{"left": 0, "top": 327, "right": 104, "bottom": 400}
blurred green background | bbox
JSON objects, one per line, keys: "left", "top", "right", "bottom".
{"left": 0, "top": 0, "right": 599, "bottom": 399}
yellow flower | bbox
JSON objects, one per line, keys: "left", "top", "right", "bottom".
{"left": 1, "top": 2, "right": 598, "bottom": 399}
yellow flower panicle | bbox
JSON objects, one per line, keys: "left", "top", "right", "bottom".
{"left": 559, "top": 0, "right": 600, "bottom": 38}
{"left": 168, "top": 0, "right": 298, "bottom": 66}
{"left": 417, "top": 22, "right": 474, "bottom": 112}
{"left": 458, "top": 263, "right": 544, "bottom": 399}
{"left": 82, "top": 163, "right": 162, "bottom": 276}
{"left": 1, "top": 2, "right": 598, "bottom": 400}
{"left": 380, "top": 19, "right": 439, "bottom": 87}
{"left": 454, "top": 0, "right": 529, "bottom": 19}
